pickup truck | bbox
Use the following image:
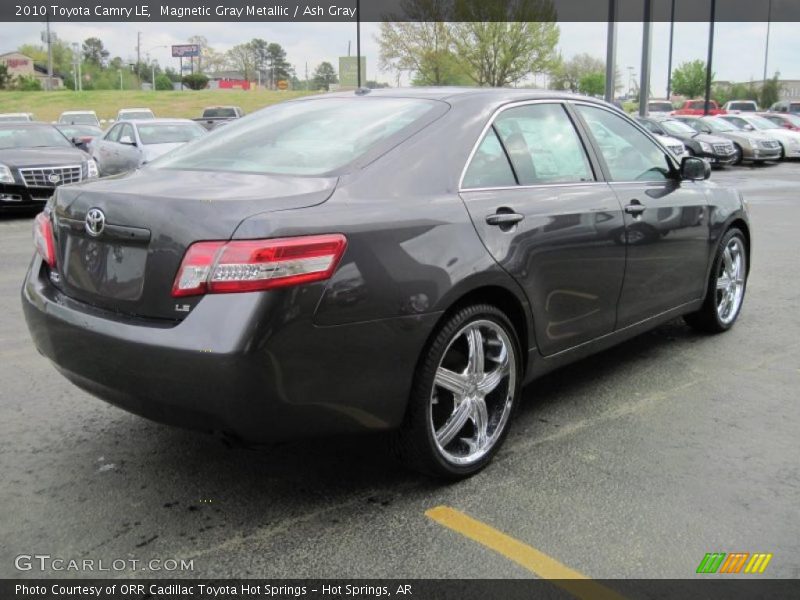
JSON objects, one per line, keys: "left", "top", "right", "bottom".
{"left": 673, "top": 99, "right": 727, "bottom": 116}
{"left": 193, "top": 106, "right": 245, "bottom": 131}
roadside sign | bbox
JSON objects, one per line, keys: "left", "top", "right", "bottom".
{"left": 277, "top": 80, "right": 289, "bottom": 90}
{"left": 339, "top": 56, "right": 366, "bottom": 88}
{"left": 172, "top": 44, "right": 200, "bottom": 58}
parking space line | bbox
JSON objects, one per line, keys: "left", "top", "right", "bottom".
{"left": 425, "top": 506, "right": 627, "bottom": 600}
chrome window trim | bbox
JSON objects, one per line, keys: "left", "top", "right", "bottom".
{"left": 458, "top": 99, "right": 599, "bottom": 192}
{"left": 461, "top": 181, "right": 608, "bottom": 193}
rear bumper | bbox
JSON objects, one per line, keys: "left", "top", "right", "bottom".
{"left": 22, "top": 257, "right": 439, "bottom": 442}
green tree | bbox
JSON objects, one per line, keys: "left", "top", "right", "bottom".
{"left": 19, "top": 40, "right": 75, "bottom": 77}
{"left": 550, "top": 53, "right": 604, "bottom": 93}
{"left": 450, "top": 0, "right": 559, "bottom": 87}
{"left": 671, "top": 60, "right": 710, "bottom": 99}
{"left": 82, "top": 37, "right": 109, "bottom": 67}
{"left": 378, "top": 21, "right": 458, "bottom": 85}
{"left": 760, "top": 72, "right": 783, "bottom": 109}
{"left": 578, "top": 72, "right": 605, "bottom": 96}
{"left": 250, "top": 38, "right": 270, "bottom": 81}
{"left": 182, "top": 73, "right": 209, "bottom": 90}
{"left": 226, "top": 43, "right": 256, "bottom": 81}
{"left": 266, "top": 43, "right": 293, "bottom": 86}
{"left": 312, "top": 61, "right": 338, "bottom": 90}
{"left": 155, "top": 73, "right": 174, "bottom": 90}
{"left": 0, "top": 64, "right": 10, "bottom": 89}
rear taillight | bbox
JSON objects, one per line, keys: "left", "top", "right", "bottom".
{"left": 33, "top": 212, "right": 56, "bottom": 268}
{"left": 172, "top": 234, "right": 347, "bottom": 297}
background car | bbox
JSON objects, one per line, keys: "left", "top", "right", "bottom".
{"left": 0, "top": 113, "right": 35, "bottom": 123}
{"left": 54, "top": 124, "right": 104, "bottom": 153}
{"left": 722, "top": 100, "right": 759, "bottom": 113}
{"left": 57, "top": 111, "right": 101, "bottom": 127}
{"left": 23, "top": 90, "right": 750, "bottom": 479}
{"left": 91, "top": 118, "right": 206, "bottom": 175}
{"left": 646, "top": 100, "right": 674, "bottom": 117}
{"left": 672, "top": 115, "right": 781, "bottom": 164}
{"left": 673, "top": 99, "right": 726, "bottom": 116}
{"left": 653, "top": 133, "right": 688, "bottom": 159}
{"left": 0, "top": 122, "right": 98, "bottom": 212}
{"left": 637, "top": 116, "right": 736, "bottom": 166}
{"left": 768, "top": 100, "right": 800, "bottom": 114}
{"left": 115, "top": 108, "right": 156, "bottom": 122}
{"left": 718, "top": 113, "right": 800, "bottom": 159}
{"left": 760, "top": 112, "right": 800, "bottom": 132}
{"left": 194, "top": 106, "right": 245, "bottom": 131}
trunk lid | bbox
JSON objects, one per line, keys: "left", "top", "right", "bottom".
{"left": 51, "top": 167, "right": 337, "bottom": 321}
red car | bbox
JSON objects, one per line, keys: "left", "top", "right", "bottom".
{"left": 673, "top": 100, "right": 727, "bottom": 116}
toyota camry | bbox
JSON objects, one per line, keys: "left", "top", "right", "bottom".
{"left": 22, "top": 89, "right": 750, "bottom": 478}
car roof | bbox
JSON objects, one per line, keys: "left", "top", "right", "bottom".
{"left": 60, "top": 110, "right": 97, "bottom": 115}
{"left": 0, "top": 121, "right": 56, "bottom": 129}
{"left": 123, "top": 118, "right": 196, "bottom": 125}
{"left": 118, "top": 108, "right": 153, "bottom": 112}
{"left": 319, "top": 86, "right": 603, "bottom": 102}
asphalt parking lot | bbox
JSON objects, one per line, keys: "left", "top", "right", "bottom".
{"left": 1, "top": 162, "right": 798, "bottom": 582}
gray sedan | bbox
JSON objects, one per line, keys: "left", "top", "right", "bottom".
{"left": 672, "top": 115, "right": 781, "bottom": 164}
{"left": 91, "top": 118, "right": 205, "bottom": 176}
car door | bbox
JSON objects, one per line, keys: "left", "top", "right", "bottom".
{"left": 459, "top": 101, "right": 626, "bottom": 356}
{"left": 93, "top": 124, "right": 123, "bottom": 174}
{"left": 573, "top": 103, "right": 710, "bottom": 328}
{"left": 116, "top": 124, "right": 144, "bottom": 173}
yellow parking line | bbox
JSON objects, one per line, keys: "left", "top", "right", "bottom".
{"left": 425, "top": 506, "right": 627, "bottom": 600}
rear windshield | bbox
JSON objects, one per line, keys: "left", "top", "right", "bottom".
{"left": 728, "top": 102, "right": 757, "bottom": 111}
{"left": 119, "top": 111, "right": 154, "bottom": 120}
{"left": 792, "top": 103, "right": 800, "bottom": 112}
{"left": 0, "top": 126, "right": 71, "bottom": 149}
{"left": 648, "top": 102, "right": 673, "bottom": 112}
{"left": 138, "top": 123, "right": 205, "bottom": 145}
{"left": 154, "top": 97, "right": 442, "bottom": 176}
{"left": 203, "top": 108, "right": 238, "bottom": 118}
{"left": 0, "top": 115, "right": 30, "bottom": 122}
{"left": 59, "top": 113, "right": 98, "bottom": 125}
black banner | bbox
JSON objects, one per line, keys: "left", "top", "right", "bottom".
{"left": 2, "top": 0, "right": 800, "bottom": 23}
{"left": 3, "top": 579, "right": 800, "bottom": 600}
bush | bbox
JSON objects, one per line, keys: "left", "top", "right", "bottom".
{"left": 181, "top": 73, "right": 209, "bottom": 90}
{"left": 155, "top": 74, "right": 174, "bottom": 91}
{"left": 14, "top": 75, "right": 42, "bottom": 91}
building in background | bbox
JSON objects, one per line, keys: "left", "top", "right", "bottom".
{"left": 0, "top": 51, "right": 64, "bottom": 88}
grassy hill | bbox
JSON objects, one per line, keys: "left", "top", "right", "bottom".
{"left": 0, "top": 89, "right": 318, "bottom": 122}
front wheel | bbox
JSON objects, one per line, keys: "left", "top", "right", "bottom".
{"left": 684, "top": 228, "right": 748, "bottom": 333}
{"left": 392, "top": 304, "right": 521, "bottom": 479}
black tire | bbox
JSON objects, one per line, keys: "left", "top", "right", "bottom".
{"left": 733, "top": 144, "right": 743, "bottom": 165}
{"left": 684, "top": 228, "right": 748, "bottom": 333}
{"left": 391, "top": 303, "right": 522, "bottom": 479}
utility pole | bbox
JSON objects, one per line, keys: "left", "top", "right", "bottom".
{"left": 356, "top": 0, "right": 362, "bottom": 88}
{"left": 763, "top": 0, "right": 772, "bottom": 84}
{"left": 604, "top": 0, "right": 617, "bottom": 103}
{"left": 704, "top": 0, "right": 717, "bottom": 116}
{"left": 72, "top": 42, "right": 82, "bottom": 92}
{"left": 45, "top": 16, "right": 53, "bottom": 91}
{"left": 638, "top": 0, "right": 653, "bottom": 117}
{"left": 136, "top": 31, "right": 141, "bottom": 74}
{"left": 666, "top": 0, "right": 676, "bottom": 99}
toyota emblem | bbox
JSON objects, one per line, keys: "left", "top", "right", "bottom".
{"left": 85, "top": 208, "right": 106, "bottom": 237}
{"left": 48, "top": 173, "right": 61, "bottom": 184}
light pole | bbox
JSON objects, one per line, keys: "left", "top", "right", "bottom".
{"left": 763, "top": 0, "right": 772, "bottom": 84}
{"left": 118, "top": 69, "right": 123, "bottom": 91}
{"left": 146, "top": 45, "right": 168, "bottom": 90}
{"left": 666, "top": 0, "right": 676, "bottom": 99}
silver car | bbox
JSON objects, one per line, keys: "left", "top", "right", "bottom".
{"left": 719, "top": 114, "right": 800, "bottom": 159}
{"left": 91, "top": 119, "right": 206, "bottom": 176}
{"left": 673, "top": 116, "right": 781, "bottom": 164}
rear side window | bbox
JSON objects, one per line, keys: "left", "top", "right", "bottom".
{"left": 493, "top": 103, "right": 594, "bottom": 186}
{"left": 462, "top": 128, "right": 517, "bottom": 189}
{"left": 154, "top": 97, "right": 442, "bottom": 176}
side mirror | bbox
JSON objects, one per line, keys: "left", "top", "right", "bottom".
{"left": 743, "top": 124, "right": 755, "bottom": 131}
{"left": 701, "top": 125, "right": 712, "bottom": 134}
{"left": 119, "top": 135, "right": 136, "bottom": 146}
{"left": 71, "top": 137, "right": 81, "bottom": 146}
{"left": 681, "top": 156, "right": 710, "bottom": 181}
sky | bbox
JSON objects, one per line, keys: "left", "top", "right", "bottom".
{"left": 1, "top": 20, "right": 797, "bottom": 96}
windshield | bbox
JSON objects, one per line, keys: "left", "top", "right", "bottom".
{"left": 138, "top": 123, "right": 205, "bottom": 145}
{"left": 648, "top": 102, "right": 673, "bottom": 112}
{"left": 154, "top": 97, "right": 441, "bottom": 176}
{"left": 661, "top": 120, "right": 697, "bottom": 135}
{"left": 702, "top": 118, "right": 737, "bottom": 133}
{"left": 203, "top": 108, "right": 238, "bottom": 118}
{"left": 119, "top": 111, "right": 154, "bottom": 120}
{"left": 57, "top": 125, "right": 102, "bottom": 137}
{"left": 0, "top": 115, "right": 30, "bottom": 122}
{"left": 745, "top": 116, "right": 780, "bottom": 130}
{"left": 728, "top": 102, "right": 756, "bottom": 111}
{"left": 59, "top": 114, "right": 98, "bottom": 125}
{"left": 0, "top": 126, "right": 72, "bottom": 149}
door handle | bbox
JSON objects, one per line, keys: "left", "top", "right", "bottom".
{"left": 624, "top": 200, "right": 646, "bottom": 216}
{"left": 486, "top": 212, "right": 524, "bottom": 226}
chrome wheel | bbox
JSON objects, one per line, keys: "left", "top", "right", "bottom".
{"left": 715, "top": 237, "right": 746, "bottom": 325}
{"left": 430, "top": 319, "right": 516, "bottom": 466}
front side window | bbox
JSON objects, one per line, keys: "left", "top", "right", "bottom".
{"left": 105, "top": 124, "right": 123, "bottom": 142}
{"left": 154, "top": 97, "right": 442, "bottom": 176}
{"left": 492, "top": 103, "right": 594, "bottom": 186}
{"left": 577, "top": 105, "right": 672, "bottom": 182}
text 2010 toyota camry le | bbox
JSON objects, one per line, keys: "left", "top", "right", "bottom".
{"left": 23, "top": 89, "right": 750, "bottom": 478}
